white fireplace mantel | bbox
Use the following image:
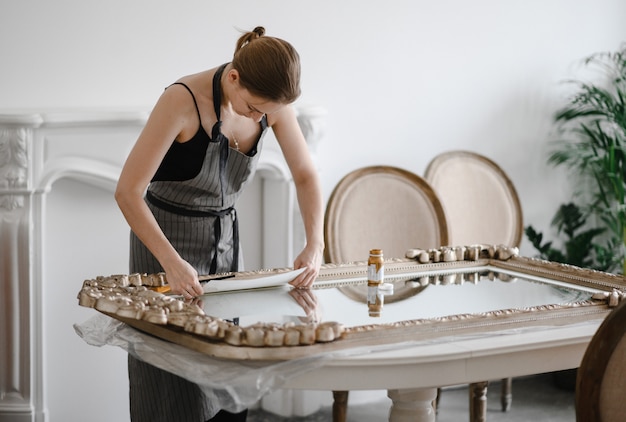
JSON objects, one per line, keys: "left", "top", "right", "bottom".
{"left": 0, "top": 106, "right": 326, "bottom": 422}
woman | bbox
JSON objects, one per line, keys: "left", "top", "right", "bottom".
{"left": 115, "top": 26, "right": 324, "bottom": 422}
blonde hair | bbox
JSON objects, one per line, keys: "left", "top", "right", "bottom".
{"left": 232, "top": 26, "right": 301, "bottom": 103}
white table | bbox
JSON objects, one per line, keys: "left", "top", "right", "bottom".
{"left": 76, "top": 254, "right": 624, "bottom": 422}
{"left": 282, "top": 322, "right": 600, "bottom": 421}
{"left": 76, "top": 314, "right": 601, "bottom": 422}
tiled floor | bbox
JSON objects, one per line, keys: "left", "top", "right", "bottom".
{"left": 248, "top": 372, "right": 576, "bottom": 421}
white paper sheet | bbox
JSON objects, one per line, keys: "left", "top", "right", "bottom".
{"left": 202, "top": 268, "right": 306, "bottom": 293}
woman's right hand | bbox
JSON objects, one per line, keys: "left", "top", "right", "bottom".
{"left": 163, "top": 258, "right": 204, "bottom": 298}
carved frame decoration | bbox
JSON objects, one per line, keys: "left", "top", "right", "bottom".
{"left": 77, "top": 245, "right": 626, "bottom": 361}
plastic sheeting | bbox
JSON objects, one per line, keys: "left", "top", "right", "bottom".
{"left": 74, "top": 313, "right": 332, "bottom": 414}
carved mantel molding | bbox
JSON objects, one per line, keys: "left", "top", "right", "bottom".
{"left": 0, "top": 107, "right": 326, "bottom": 421}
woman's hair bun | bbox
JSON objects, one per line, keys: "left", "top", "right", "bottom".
{"left": 232, "top": 26, "right": 301, "bottom": 103}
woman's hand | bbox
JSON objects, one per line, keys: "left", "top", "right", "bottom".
{"left": 184, "top": 297, "right": 204, "bottom": 308}
{"left": 163, "top": 258, "right": 204, "bottom": 299}
{"left": 290, "top": 243, "right": 324, "bottom": 289}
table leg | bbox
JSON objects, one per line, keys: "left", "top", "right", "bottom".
{"left": 332, "top": 390, "right": 349, "bottom": 422}
{"left": 469, "top": 381, "right": 488, "bottom": 422}
{"left": 387, "top": 388, "right": 437, "bottom": 422}
{"left": 501, "top": 377, "right": 512, "bottom": 411}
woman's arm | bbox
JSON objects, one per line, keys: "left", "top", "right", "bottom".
{"left": 114, "top": 87, "right": 204, "bottom": 298}
{"left": 271, "top": 105, "right": 325, "bottom": 288}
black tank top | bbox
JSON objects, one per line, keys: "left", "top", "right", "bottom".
{"left": 151, "top": 64, "right": 267, "bottom": 182}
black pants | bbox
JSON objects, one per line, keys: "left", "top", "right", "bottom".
{"left": 207, "top": 409, "right": 248, "bottom": 421}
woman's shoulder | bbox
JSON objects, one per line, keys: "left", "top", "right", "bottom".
{"left": 168, "top": 67, "right": 221, "bottom": 104}
{"left": 266, "top": 103, "right": 297, "bottom": 127}
{"left": 174, "top": 66, "right": 226, "bottom": 90}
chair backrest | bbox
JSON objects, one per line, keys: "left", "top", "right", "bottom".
{"left": 576, "top": 299, "right": 626, "bottom": 421}
{"left": 324, "top": 165, "right": 448, "bottom": 263}
{"left": 424, "top": 150, "right": 523, "bottom": 247}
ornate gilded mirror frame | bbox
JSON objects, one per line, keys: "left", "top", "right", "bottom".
{"left": 77, "top": 245, "right": 626, "bottom": 360}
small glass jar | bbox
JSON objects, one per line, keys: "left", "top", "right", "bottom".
{"left": 367, "top": 249, "right": 384, "bottom": 316}
{"left": 367, "top": 249, "right": 384, "bottom": 285}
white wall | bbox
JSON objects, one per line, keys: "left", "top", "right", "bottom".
{"left": 45, "top": 179, "right": 131, "bottom": 422}
{"left": 2, "top": 0, "right": 625, "bottom": 251}
{"left": 2, "top": 1, "right": 626, "bottom": 421}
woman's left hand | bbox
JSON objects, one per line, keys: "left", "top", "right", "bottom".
{"left": 290, "top": 244, "right": 323, "bottom": 289}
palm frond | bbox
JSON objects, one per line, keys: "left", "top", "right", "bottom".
{"left": 527, "top": 44, "right": 626, "bottom": 274}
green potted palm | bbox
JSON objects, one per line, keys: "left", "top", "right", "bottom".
{"left": 526, "top": 44, "right": 626, "bottom": 391}
{"left": 527, "top": 44, "right": 626, "bottom": 274}
{"left": 525, "top": 202, "right": 609, "bottom": 270}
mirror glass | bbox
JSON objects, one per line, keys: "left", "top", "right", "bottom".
{"left": 199, "top": 266, "right": 600, "bottom": 329}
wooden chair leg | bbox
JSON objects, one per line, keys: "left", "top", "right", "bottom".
{"left": 501, "top": 377, "right": 512, "bottom": 411}
{"left": 434, "top": 387, "right": 441, "bottom": 413}
{"left": 332, "top": 390, "right": 349, "bottom": 422}
{"left": 469, "top": 381, "right": 488, "bottom": 422}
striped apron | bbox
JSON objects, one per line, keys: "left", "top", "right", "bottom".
{"left": 127, "top": 64, "right": 267, "bottom": 421}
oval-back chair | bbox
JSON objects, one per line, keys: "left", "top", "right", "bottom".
{"left": 325, "top": 165, "right": 448, "bottom": 263}
{"left": 424, "top": 150, "right": 523, "bottom": 248}
{"left": 324, "top": 165, "right": 449, "bottom": 422}
{"left": 425, "top": 150, "right": 523, "bottom": 420}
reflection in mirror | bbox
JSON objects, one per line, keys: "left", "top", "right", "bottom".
{"left": 77, "top": 251, "right": 626, "bottom": 359}
{"left": 196, "top": 267, "right": 597, "bottom": 330}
